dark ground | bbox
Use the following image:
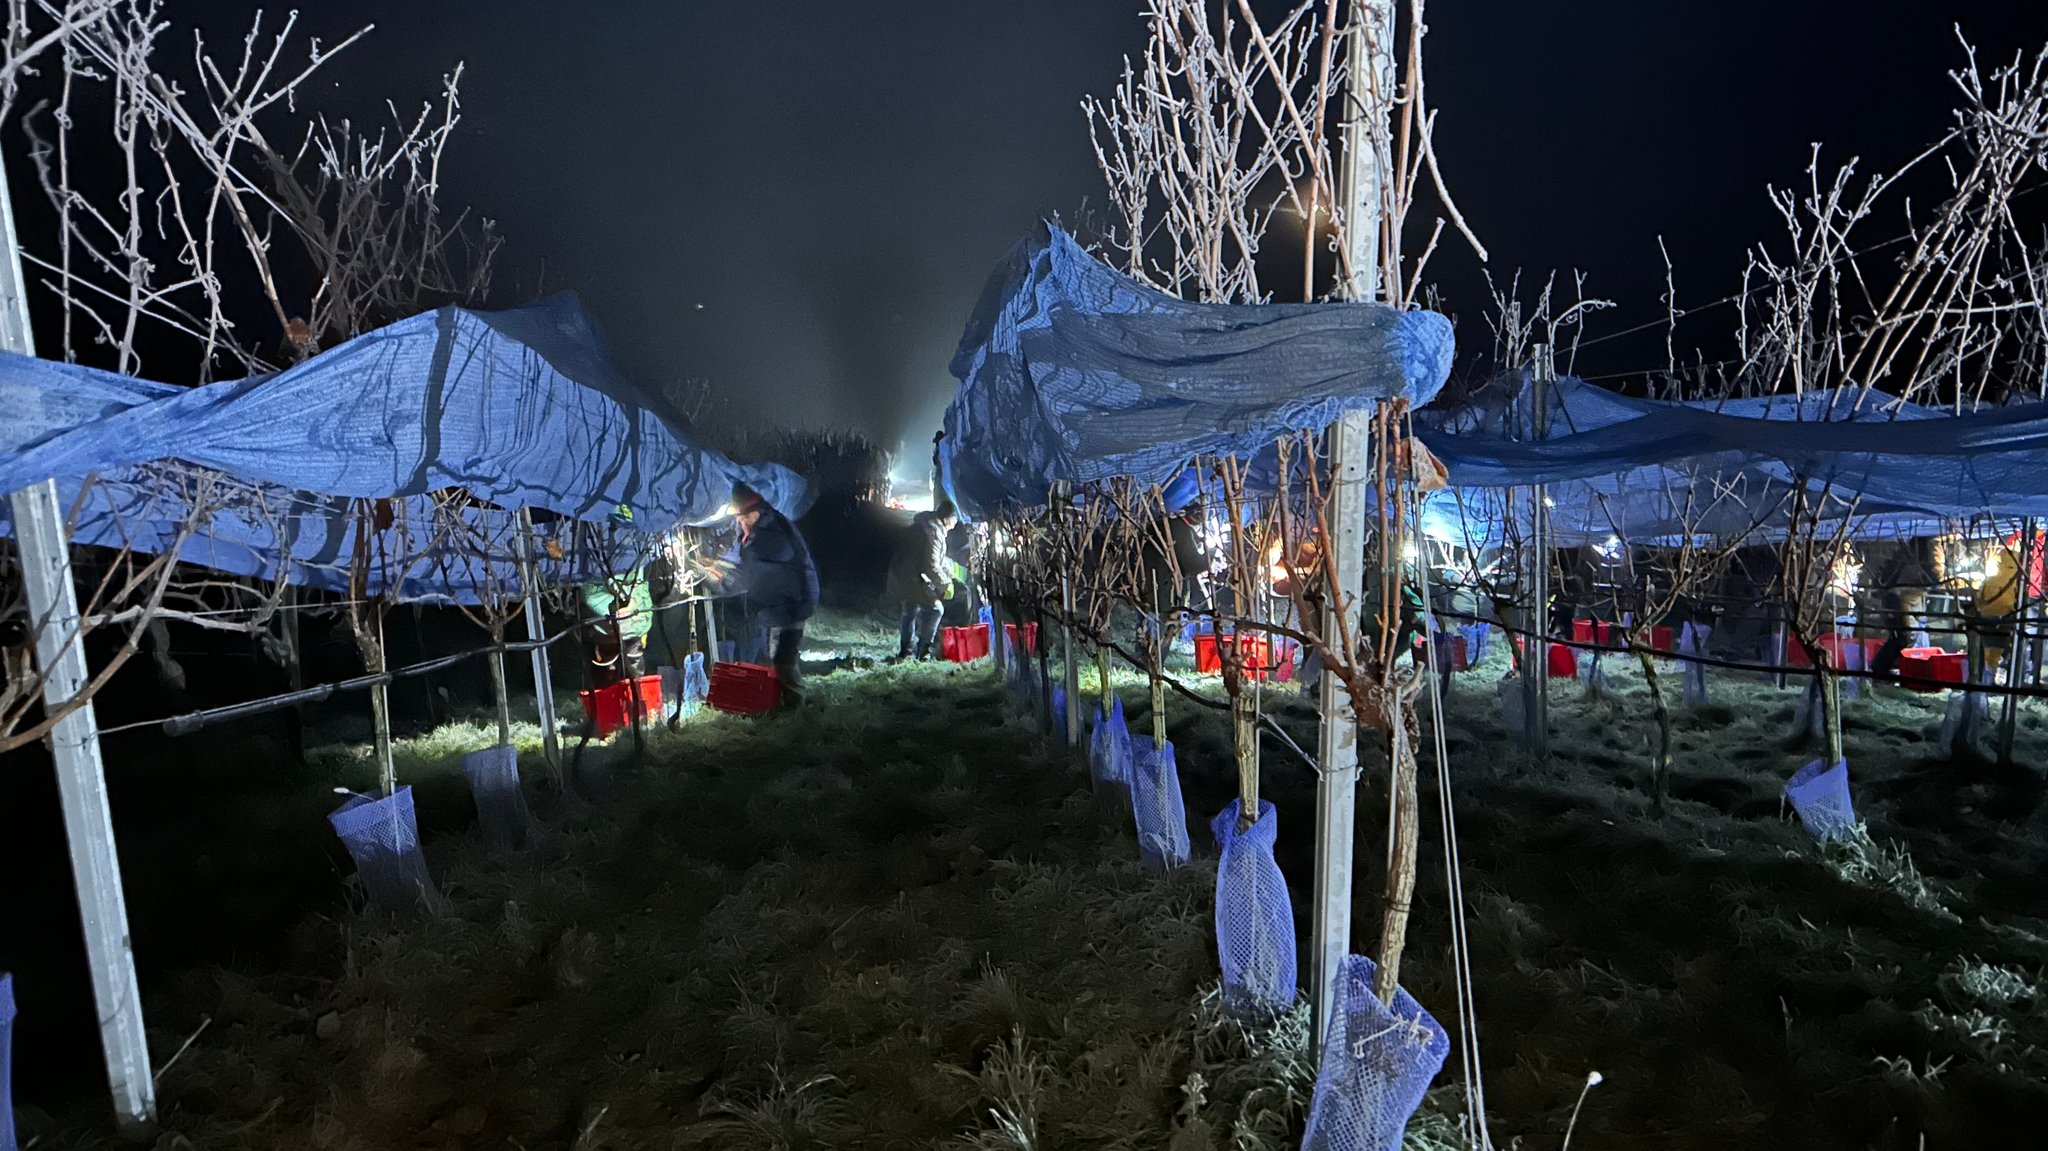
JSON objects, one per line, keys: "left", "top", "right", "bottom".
{"left": 12, "top": 612, "right": 2048, "bottom": 1149}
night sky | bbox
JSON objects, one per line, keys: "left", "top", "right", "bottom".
{"left": 171, "top": 2, "right": 2043, "bottom": 450}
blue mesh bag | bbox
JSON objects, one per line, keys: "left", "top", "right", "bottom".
{"left": 1496, "top": 675, "right": 1526, "bottom": 740}
{"left": 1460, "top": 622, "right": 1489, "bottom": 666}
{"left": 1, "top": 972, "right": 15, "bottom": 1151}
{"left": 1785, "top": 758, "right": 1855, "bottom": 842}
{"left": 328, "top": 787, "right": 443, "bottom": 913}
{"left": 462, "top": 744, "right": 532, "bottom": 850}
{"left": 660, "top": 653, "right": 711, "bottom": 720}
{"left": 1210, "top": 800, "right": 1297, "bottom": 1016}
{"left": 1052, "top": 687, "right": 1068, "bottom": 738}
{"left": 718, "top": 639, "right": 737, "bottom": 664}
{"left": 1090, "top": 697, "right": 1131, "bottom": 787}
{"left": 1130, "top": 738, "right": 1190, "bottom": 870}
{"left": 1303, "top": 955, "right": 1451, "bottom": 1151}
{"left": 1678, "top": 622, "right": 1710, "bottom": 705}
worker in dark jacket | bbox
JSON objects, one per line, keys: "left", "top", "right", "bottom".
{"left": 887, "top": 501, "right": 959, "bottom": 661}
{"left": 732, "top": 483, "right": 818, "bottom": 705}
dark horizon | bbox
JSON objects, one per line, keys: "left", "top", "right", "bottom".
{"left": 79, "top": 2, "right": 2046, "bottom": 456}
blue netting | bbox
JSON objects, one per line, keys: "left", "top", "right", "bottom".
{"left": 328, "top": 787, "right": 443, "bottom": 913}
{"left": 1938, "top": 680, "right": 1992, "bottom": 758}
{"left": 940, "top": 224, "right": 1452, "bottom": 519}
{"left": 1210, "top": 800, "right": 1297, "bottom": 1017}
{"left": 1, "top": 972, "right": 14, "bottom": 1151}
{"left": 1130, "top": 738, "right": 1190, "bottom": 870}
{"left": 1418, "top": 375, "right": 2048, "bottom": 547}
{"left": 1460, "top": 622, "right": 1490, "bottom": 666}
{"left": 659, "top": 653, "right": 712, "bottom": 720}
{"left": 1090, "top": 697, "right": 1132, "bottom": 788}
{"left": 1496, "top": 675, "right": 1528, "bottom": 741}
{"left": 1302, "top": 955, "right": 1451, "bottom": 1151}
{"left": 0, "top": 295, "right": 808, "bottom": 599}
{"left": 461, "top": 744, "right": 531, "bottom": 851}
{"left": 1678, "top": 623, "right": 1710, "bottom": 705}
{"left": 1786, "top": 759, "right": 1856, "bottom": 842}
{"left": 1052, "top": 687, "right": 1068, "bottom": 738}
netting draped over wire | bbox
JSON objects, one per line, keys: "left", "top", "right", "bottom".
{"left": 0, "top": 294, "right": 808, "bottom": 601}
{"left": 938, "top": 223, "right": 1453, "bottom": 520}
{"left": 1417, "top": 375, "right": 2048, "bottom": 548}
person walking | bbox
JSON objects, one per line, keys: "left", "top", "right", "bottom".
{"left": 887, "top": 500, "right": 959, "bottom": 662}
{"left": 731, "top": 482, "right": 818, "bottom": 707}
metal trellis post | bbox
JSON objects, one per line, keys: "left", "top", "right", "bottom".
{"left": 0, "top": 148, "right": 157, "bottom": 1129}
{"left": 1311, "top": 0, "right": 1393, "bottom": 1049}
{"left": 516, "top": 508, "right": 561, "bottom": 768}
{"left": 1529, "top": 344, "right": 1553, "bottom": 757}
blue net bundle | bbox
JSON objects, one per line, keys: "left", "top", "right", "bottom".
{"left": 461, "top": 744, "right": 532, "bottom": 850}
{"left": 1496, "top": 675, "right": 1526, "bottom": 739}
{"left": 1090, "top": 697, "right": 1131, "bottom": 786}
{"left": 1, "top": 972, "right": 14, "bottom": 1151}
{"left": 1302, "top": 955, "right": 1451, "bottom": 1151}
{"left": 660, "top": 652, "right": 712, "bottom": 720}
{"left": 1052, "top": 687, "right": 1068, "bottom": 738}
{"left": 327, "top": 787, "right": 443, "bottom": 914}
{"left": 1677, "top": 622, "right": 1710, "bottom": 704}
{"left": 1785, "top": 758, "right": 1856, "bottom": 842}
{"left": 1130, "top": 738, "right": 1190, "bottom": 870}
{"left": 1210, "top": 800, "right": 1296, "bottom": 1017}
{"left": 1460, "top": 621, "right": 1490, "bottom": 666}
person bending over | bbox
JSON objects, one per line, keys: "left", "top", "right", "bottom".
{"left": 732, "top": 483, "right": 818, "bottom": 707}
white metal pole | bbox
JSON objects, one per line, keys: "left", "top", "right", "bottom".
{"left": 701, "top": 596, "right": 720, "bottom": 671}
{"left": 1312, "top": 0, "right": 1393, "bottom": 1048}
{"left": 515, "top": 508, "right": 560, "bottom": 768}
{"left": 0, "top": 152, "right": 157, "bottom": 1129}
{"left": 1529, "top": 344, "right": 1554, "bottom": 757}
{"left": 1059, "top": 485, "right": 1084, "bottom": 748}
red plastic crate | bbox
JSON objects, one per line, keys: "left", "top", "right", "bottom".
{"left": 578, "top": 675, "right": 663, "bottom": 738}
{"left": 707, "top": 661, "right": 780, "bottom": 715}
{"left": 1547, "top": 643, "right": 1579, "bottom": 678}
{"left": 1897, "top": 647, "right": 1967, "bottom": 693}
{"left": 940, "top": 625, "right": 990, "bottom": 662}
{"left": 1195, "top": 633, "right": 1280, "bottom": 679}
{"left": 1002, "top": 621, "right": 1040, "bottom": 656}
{"left": 1409, "top": 626, "right": 1474, "bottom": 671}
{"left": 1572, "top": 619, "right": 1596, "bottom": 645}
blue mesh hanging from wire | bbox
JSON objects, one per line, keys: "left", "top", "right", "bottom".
{"left": 1210, "top": 800, "right": 1296, "bottom": 1017}
{"left": 1052, "top": 686, "right": 1068, "bottom": 738}
{"left": 461, "top": 744, "right": 531, "bottom": 850}
{"left": 1130, "top": 738, "right": 1190, "bottom": 870}
{"left": 328, "top": 787, "right": 443, "bottom": 914}
{"left": 1302, "top": 955, "right": 1450, "bottom": 1151}
{"left": 1, "top": 972, "right": 15, "bottom": 1151}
